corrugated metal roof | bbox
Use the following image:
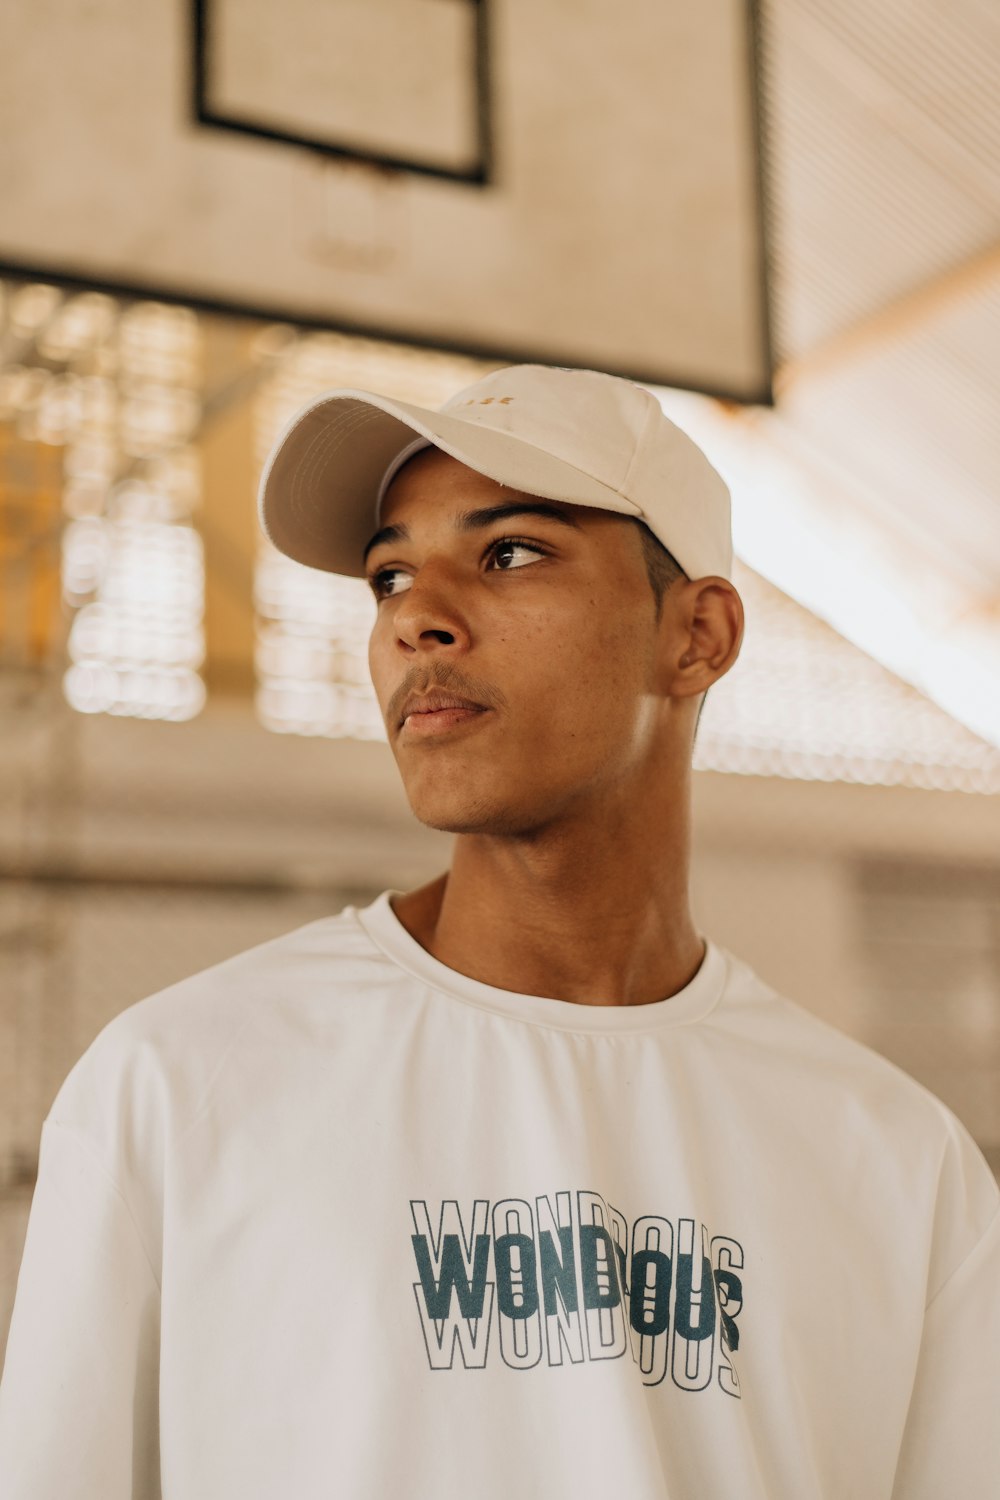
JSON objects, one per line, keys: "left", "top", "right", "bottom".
{"left": 753, "top": 0, "right": 1000, "bottom": 625}
{"left": 762, "top": 0, "right": 1000, "bottom": 360}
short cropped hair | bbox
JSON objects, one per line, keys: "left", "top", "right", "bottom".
{"left": 633, "top": 520, "right": 687, "bottom": 617}
{"left": 631, "top": 519, "right": 709, "bottom": 743}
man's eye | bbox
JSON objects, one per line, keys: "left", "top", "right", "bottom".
{"left": 369, "top": 567, "right": 411, "bottom": 599}
{"left": 368, "top": 537, "right": 545, "bottom": 598}
{"left": 488, "top": 538, "right": 545, "bottom": 570}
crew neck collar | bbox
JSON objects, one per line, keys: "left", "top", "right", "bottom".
{"left": 352, "top": 889, "right": 728, "bottom": 1034}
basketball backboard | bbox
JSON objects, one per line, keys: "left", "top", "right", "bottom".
{"left": 0, "top": 0, "right": 772, "bottom": 401}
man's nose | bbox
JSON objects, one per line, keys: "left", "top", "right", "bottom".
{"left": 392, "top": 564, "right": 472, "bottom": 655}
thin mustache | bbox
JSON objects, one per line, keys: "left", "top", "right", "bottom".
{"left": 388, "top": 667, "right": 505, "bottom": 730}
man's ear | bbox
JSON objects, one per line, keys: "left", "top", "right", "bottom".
{"left": 667, "top": 578, "right": 744, "bottom": 700}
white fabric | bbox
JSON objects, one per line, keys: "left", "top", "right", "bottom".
{"left": 1, "top": 890, "right": 998, "bottom": 1498}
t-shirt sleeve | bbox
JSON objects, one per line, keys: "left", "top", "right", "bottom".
{"left": 0, "top": 1119, "right": 161, "bottom": 1499}
{"left": 891, "top": 1197, "right": 1000, "bottom": 1497}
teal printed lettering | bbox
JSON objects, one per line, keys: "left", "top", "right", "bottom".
{"left": 579, "top": 1224, "right": 621, "bottom": 1311}
{"left": 712, "top": 1235, "right": 745, "bottom": 1398}
{"left": 411, "top": 1232, "right": 490, "bottom": 1320}
{"left": 410, "top": 1199, "right": 495, "bottom": 1370}
{"left": 672, "top": 1220, "right": 716, "bottom": 1392}
{"left": 630, "top": 1215, "right": 674, "bottom": 1386}
{"left": 495, "top": 1234, "right": 539, "bottom": 1320}
{"left": 535, "top": 1192, "right": 585, "bottom": 1368}
{"left": 630, "top": 1248, "right": 672, "bottom": 1337}
{"left": 493, "top": 1199, "right": 543, "bottom": 1370}
{"left": 407, "top": 1192, "right": 745, "bottom": 1395}
{"left": 577, "top": 1191, "right": 628, "bottom": 1363}
{"left": 539, "top": 1226, "right": 578, "bottom": 1316}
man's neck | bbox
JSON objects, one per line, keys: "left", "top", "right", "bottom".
{"left": 390, "top": 805, "right": 705, "bottom": 1008}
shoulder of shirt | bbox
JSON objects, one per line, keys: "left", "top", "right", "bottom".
{"left": 715, "top": 945, "right": 1000, "bottom": 1233}
{"left": 716, "top": 944, "right": 968, "bottom": 1123}
{"left": 44, "top": 901, "right": 388, "bottom": 1140}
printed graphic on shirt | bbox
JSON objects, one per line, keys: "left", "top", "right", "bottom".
{"left": 409, "top": 1190, "right": 744, "bottom": 1395}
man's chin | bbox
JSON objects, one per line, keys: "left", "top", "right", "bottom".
{"left": 406, "top": 793, "right": 540, "bottom": 839}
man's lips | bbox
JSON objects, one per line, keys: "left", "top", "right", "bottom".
{"left": 398, "top": 691, "right": 488, "bottom": 726}
{"left": 398, "top": 694, "right": 492, "bottom": 739}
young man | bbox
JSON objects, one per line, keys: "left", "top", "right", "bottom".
{"left": 1, "top": 364, "right": 998, "bottom": 1498}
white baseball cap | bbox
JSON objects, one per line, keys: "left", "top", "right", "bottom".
{"left": 257, "top": 363, "right": 733, "bottom": 582}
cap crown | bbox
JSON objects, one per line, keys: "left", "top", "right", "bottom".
{"left": 442, "top": 366, "right": 653, "bottom": 493}
{"left": 439, "top": 365, "right": 732, "bottom": 581}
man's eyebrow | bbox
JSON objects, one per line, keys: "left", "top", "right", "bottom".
{"left": 363, "top": 523, "right": 407, "bottom": 565}
{"left": 363, "top": 502, "right": 583, "bottom": 565}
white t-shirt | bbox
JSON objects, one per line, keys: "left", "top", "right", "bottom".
{"left": 1, "top": 891, "right": 998, "bottom": 1498}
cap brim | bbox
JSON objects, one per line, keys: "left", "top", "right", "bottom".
{"left": 257, "top": 388, "right": 639, "bottom": 577}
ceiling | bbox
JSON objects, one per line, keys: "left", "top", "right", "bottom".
{"left": 763, "top": 0, "right": 1000, "bottom": 589}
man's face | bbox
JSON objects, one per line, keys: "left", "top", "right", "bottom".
{"left": 365, "top": 447, "right": 671, "bottom": 835}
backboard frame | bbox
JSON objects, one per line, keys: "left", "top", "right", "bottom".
{"left": 0, "top": 0, "right": 775, "bottom": 405}
{"left": 192, "top": 0, "right": 495, "bottom": 186}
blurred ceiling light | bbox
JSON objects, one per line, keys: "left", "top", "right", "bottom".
{"left": 118, "top": 303, "right": 200, "bottom": 382}
{"left": 63, "top": 661, "right": 206, "bottom": 720}
{"left": 120, "top": 385, "right": 200, "bottom": 455}
{"left": 7, "top": 282, "right": 62, "bottom": 341}
{"left": 0, "top": 281, "right": 209, "bottom": 723}
{"left": 37, "top": 292, "right": 117, "bottom": 362}
{"left": 61, "top": 493, "right": 206, "bottom": 721}
{"left": 253, "top": 547, "right": 382, "bottom": 740}
{"left": 0, "top": 366, "right": 51, "bottom": 424}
